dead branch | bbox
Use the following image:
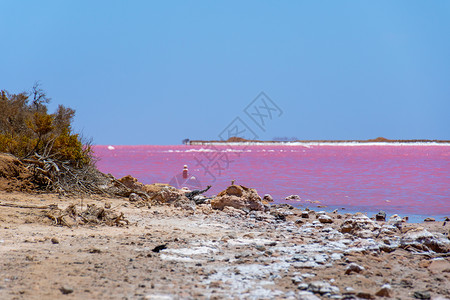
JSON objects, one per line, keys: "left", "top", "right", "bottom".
{"left": 0, "top": 202, "right": 56, "bottom": 209}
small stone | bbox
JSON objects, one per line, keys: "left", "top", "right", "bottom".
{"left": 375, "top": 211, "right": 386, "bottom": 221}
{"left": 51, "top": 237, "right": 59, "bottom": 244}
{"left": 375, "top": 284, "right": 392, "bottom": 297}
{"left": 345, "top": 263, "right": 365, "bottom": 275}
{"left": 318, "top": 215, "right": 333, "bottom": 224}
{"left": 255, "top": 245, "right": 266, "bottom": 251}
{"left": 297, "top": 291, "right": 321, "bottom": 300}
{"left": 308, "top": 281, "right": 332, "bottom": 295}
{"left": 424, "top": 217, "right": 435, "bottom": 222}
{"left": 298, "top": 283, "right": 309, "bottom": 290}
{"left": 292, "top": 276, "right": 303, "bottom": 284}
{"left": 356, "top": 291, "right": 375, "bottom": 299}
{"left": 302, "top": 211, "right": 310, "bottom": 218}
{"left": 263, "top": 194, "right": 273, "bottom": 202}
{"left": 285, "top": 195, "right": 300, "bottom": 200}
{"left": 414, "top": 291, "right": 431, "bottom": 299}
{"left": 59, "top": 286, "right": 74, "bottom": 295}
{"left": 129, "top": 193, "right": 142, "bottom": 202}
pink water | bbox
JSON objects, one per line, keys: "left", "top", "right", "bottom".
{"left": 94, "top": 145, "right": 450, "bottom": 222}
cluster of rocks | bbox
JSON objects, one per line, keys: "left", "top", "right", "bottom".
{"left": 115, "top": 175, "right": 450, "bottom": 298}
{"left": 144, "top": 203, "right": 449, "bottom": 299}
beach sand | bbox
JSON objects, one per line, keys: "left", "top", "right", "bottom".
{"left": 0, "top": 191, "right": 449, "bottom": 299}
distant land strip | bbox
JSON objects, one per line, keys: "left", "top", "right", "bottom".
{"left": 189, "top": 137, "right": 450, "bottom": 145}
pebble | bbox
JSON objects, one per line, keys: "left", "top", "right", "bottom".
{"left": 318, "top": 215, "right": 333, "bottom": 224}
{"left": 356, "top": 291, "right": 375, "bottom": 299}
{"left": 59, "top": 286, "right": 74, "bottom": 294}
{"left": 51, "top": 237, "right": 59, "bottom": 244}
{"left": 414, "top": 291, "right": 431, "bottom": 299}
{"left": 375, "top": 284, "right": 392, "bottom": 297}
{"left": 298, "top": 283, "right": 309, "bottom": 290}
{"left": 424, "top": 217, "right": 435, "bottom": 222}
{"left": 345, "top": 263, "right": 365, "bottom": 275}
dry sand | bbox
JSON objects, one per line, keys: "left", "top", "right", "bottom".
{"left": 0, "top": 191, "right": 449, "bottom": 300}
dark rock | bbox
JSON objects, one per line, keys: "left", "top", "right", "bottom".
{"left": 152, "top": 244, "right": 168, "bottom": 253}
{"left": 414, "top": 291, "right": 431, "bottom": 299}
{"left": 285, "top": 195, "right": 300, "bottom": 200}
{"left": 263, "top": 194, "right": 273, "bottom": 202}
{"left": 424, "top": 217, "right": 435, "bottom": 222}
{"left": 375, "top": 284, "right": 392, "bottom": 297}
{"left": 59, "top": 286, "right": 74, "bottom": 295}
{"left": 270, "top": 211, "right": 286, "bottom": 222}
{"left": 51, "top": 237, "right": 59, "bottom": 244}
{"left": 375, "top": 211, "right": 386, "bottom": 221}
{"left": 356, "top": 291, "right": 375, "bottom": 299}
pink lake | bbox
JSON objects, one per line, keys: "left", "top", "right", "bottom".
{"left": 94, "top": 144, "right": 450, "bottom": 222}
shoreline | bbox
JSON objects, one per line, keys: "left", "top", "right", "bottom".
{"left": 188, "top": 137, "right": 450, "bottom": 146}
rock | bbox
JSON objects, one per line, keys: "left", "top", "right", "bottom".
{"left": 193, "top": 195, "right": 207, "bottom": 204}
{"left": 388, "top": 214, "right": 404, "bottom": 227}
{"left": 375, "top": 211, "right": 386, "bottom": 221}
{"left": 145, "top": 185, "right": 184, "bottom": 204}
{"left": 263, "top": 194, "right": 274, "bottom": 202}
{"left": 318, "top": 215, "right": 333, "bottom": 224}
{"left": 285, "top": 195, "right": 300, "bottom": 200}
{"left": 118, "top": 175, "right": 144, "bottom": 191}
{"left": 292, "top": 276, "right": 303, "bottom": 284}
{"left": 301, "top": 211, "right": 310, "bottom": 218}
{"left": 356, "top": 291, "right": 375, "bottom": 299}
{"left": 315, "top": 211, "right": 326, "bottom": 217}
{"left": 308, "top": 281, "right": 332, "bottom": 295}
{"left": 211, "top": 185, "right": 264, "bottom": 211}
{"left": 173, "top": 197, "right": 196, "bottom": 211}
{"left": 400, "top": 228, "right": 450, "bottom": 253}
{"left": 340, "top": 213, "right": 380, "bottom": 235}
{"left": 413, "top": 291, "right": 431, "bottom": 299}
{"left": 298, "top": 283, "right": 309, "bottom": 290}
{"left": 59, "top": 286, "right": 74, "bottom": 294}
{"left": 223, "top": 206, "right": 247, "bottom": 217}
{"left": 297, "top": 291, "right": 321, "bottom": 300}
{"left": 51, "top": 237, "right": 59, "bottom": 244}
{"left": 375, "top": 284, "right": 392, "bottom": 297}
{"left": 345, "top": 263, "right": 365, "bottom": 275}
{"left": 424, "top": 217, "right": 435, "bottom": 222}
{"left": 129, "top": 193, "right": 142, "bottom": 202}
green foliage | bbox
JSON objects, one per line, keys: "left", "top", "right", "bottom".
{"left": 0, "top": 85, "right": 92, "bottom": 167}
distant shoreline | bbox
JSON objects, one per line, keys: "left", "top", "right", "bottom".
{"left": 189, "top": 137, "right": 450, "bottom": 145}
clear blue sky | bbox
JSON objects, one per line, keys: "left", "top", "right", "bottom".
{"left": 1, "top": 1, "right": 449, "bottom": 144}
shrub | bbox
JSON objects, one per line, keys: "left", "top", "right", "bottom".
{"left": 0, "top": 84, "right": 92, "bottom": 167}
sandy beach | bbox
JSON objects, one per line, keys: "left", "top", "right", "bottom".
{"left": 0, "top": 190, "right": 449, "bottom": 300}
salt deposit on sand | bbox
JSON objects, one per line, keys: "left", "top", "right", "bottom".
{"left": 0, "top": 189, "right": 449, "bottom": 299}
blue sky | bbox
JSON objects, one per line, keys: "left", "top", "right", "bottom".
{"left": 1, "top": 1, "right": 449, "bottom": 144}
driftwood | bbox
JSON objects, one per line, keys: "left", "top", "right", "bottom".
{"left": 20, "top": 152, "right": 126, "bottom": 196}
{"left": 45, "top": 203, "right": 129, "bottom": 227}
{"left": 0, "top": 202, "right": 55, "bottom": 209}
